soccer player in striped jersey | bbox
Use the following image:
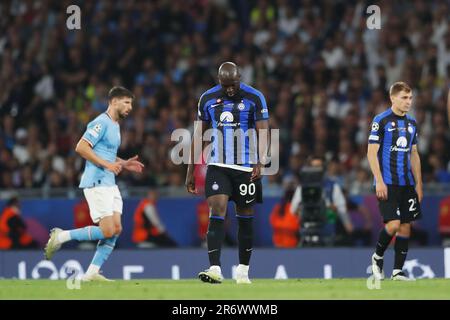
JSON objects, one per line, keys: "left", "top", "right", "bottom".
{"left": 185, "top": 62, "right": 270, "bottom": 284}
{"left": 367, "top": 82, "right": 423, "bottom": 281}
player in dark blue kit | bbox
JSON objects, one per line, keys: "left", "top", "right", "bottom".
{"left": 367, "top": 82, "right": 423, "bottom": 281}
{"left": 185, "top": 62, "right": 270, "bottom": 284}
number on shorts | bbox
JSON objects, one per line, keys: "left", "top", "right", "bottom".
{"left": 239, "top": 183, "right": 256, "bottom": 196}
{"left": 408, "top": 199, "right": 416, "bottom": 212}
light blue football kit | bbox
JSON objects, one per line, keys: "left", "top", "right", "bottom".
{"left": 80, "top": 112, "right": 121, "bottom": 188}
{"left": 47, "top": 112, "right": 123, "bottom": 276}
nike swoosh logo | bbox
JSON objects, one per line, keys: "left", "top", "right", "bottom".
{"left": 388, "top": 128, "right": 396, "bottom": 131}
{"left": 210, "top": 103, "right": 222, "bottom": 108}
{"left": 208, "top": 249, "right": 219, "bottom": 253}
{"left": 246, "top": 248, "right": 253, "bottom": 252}
{"left": 246, "top": 199, "right": 255, "bottom": 204}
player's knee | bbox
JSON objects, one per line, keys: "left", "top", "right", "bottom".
{"left": 210, "top": 203, "right": 227, "bottom": 216}
{"left": 101, "top": 226, "right": 115, "bottom": 238}
{"left": 236, "top": 206, "right": 253, "bottom": 216}
{"left": 115, "top": 225, "right": 122, "bottom": 235}
{"left": 387, "top": 221, "right": 401, "bottom": 234}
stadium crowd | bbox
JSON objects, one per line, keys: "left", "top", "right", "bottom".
{"left": 0, "top": 0, "right": 449, "bottom": 194}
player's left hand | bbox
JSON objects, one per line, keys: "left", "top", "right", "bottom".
{"left": 123, "top": 155, "right": 145, "bottom": 173}
{"left": 250, "top": 163, "right": 262, "bottom": 182}
{"left": 416, "top": 183, "right": 423, "bottom": 203}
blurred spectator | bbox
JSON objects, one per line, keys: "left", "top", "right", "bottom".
{"left": 0, "top": 196, "right": 38, "bottom": 249}
{"left": 0, "top": 0, "right": 448, "bottom": 193}
{"left": 439, "top": 195, "right": 450, "bottom": 246}
{"left": 269, "top": 184, "right": 299, "bottom": 248}
{"left": 132, "top": 189, "right": 177, "bottom": 248}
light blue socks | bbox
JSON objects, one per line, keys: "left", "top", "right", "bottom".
{"left": 69, "top": 226, "right": 105, "bottom": 241}
{"left": 91, "top": 235, "right": 119, "bottom": 268}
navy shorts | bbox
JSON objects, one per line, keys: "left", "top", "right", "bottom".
{"left": 378, "top": 185, "right": 422, "bottom": 223}
{"left": 205, "top": 165, "right": 263, "bottom": 208}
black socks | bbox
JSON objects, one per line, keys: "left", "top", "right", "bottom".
{"left": 207, "top": 217, "right": 225, "bottom": 266}
{"left": 375, "top": 228, "right": 394, "bottom": 257}
{"left": 394, "top": 236, "right": 409, "bottom": 270}
{"left": 207, "top": 215, "right": 254, "bottom": 267}
{"left": 237, "top": 215, "right": 253, "bottom": 266}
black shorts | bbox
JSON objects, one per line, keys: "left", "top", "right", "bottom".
{"left": 205, "top": 165, "right": 263, "bottom": 208}
{"left": 378, "top": 185, "right": 422, "bottom": 223}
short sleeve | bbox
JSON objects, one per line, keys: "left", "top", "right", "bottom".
{"left": 254, "top": 91, "right": 269, "bottom": 121}
{"left": 412, "top": 126, "right": 418, "bottom": 145}
{"left": 197, "top": 93, "right": 211, "bottom": 121}
{"left": 368, "top": 116, "right": 383, "bottom": 144}
{"left": 82, "top": 119, "right": 107, "bottom": 147}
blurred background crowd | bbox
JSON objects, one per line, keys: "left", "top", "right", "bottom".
{"left": 0, "top": 0, "right": 449, "bottom": 195}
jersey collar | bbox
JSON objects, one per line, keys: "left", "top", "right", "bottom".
{"left": 105, "top": 111, "right": 119, "bottom": 123}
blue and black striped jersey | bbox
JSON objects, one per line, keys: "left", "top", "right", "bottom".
{"left": 197, "top": 82, "right": 269, "bottom": 170}
{"left": 368, "top": 108, "right": 418, "bottom": 186}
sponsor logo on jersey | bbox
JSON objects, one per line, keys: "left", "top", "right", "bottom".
{"left": 390, "top": 136, "right": 410, "bottom": 152}
{"left": 220, "top": 111, "right": 234, "bottom": 122}
{"left": 218, "top": 111, "right": 240, "bottom": 127}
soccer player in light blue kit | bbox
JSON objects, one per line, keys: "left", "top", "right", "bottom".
{"left": 44, "top": 86, "right": 144, "bottom": 281}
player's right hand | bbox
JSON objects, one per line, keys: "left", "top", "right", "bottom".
{"left": 376, "top": 181, "right": 388, "bottom": 201}
{"left": 106, "top": 162, "right": 122, "bottom": 175}
{"left": 185, "top": 174, "right": 197, "bottom": 194}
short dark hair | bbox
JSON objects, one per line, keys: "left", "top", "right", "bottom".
{"left": 108, "top": 86, "right": 134, "bottom": 102}
{"left": 389, "top": 82, "right": 412, "bottom": 96}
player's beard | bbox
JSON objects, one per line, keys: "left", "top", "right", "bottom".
{"left": 118, "top": 109, "right": 128, "bottom": 119}
{"left": 223, "top": 88, "right": 240, "bottom": 100}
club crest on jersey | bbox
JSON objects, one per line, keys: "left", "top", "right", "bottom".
{"left": 408, "top": 126, "right": 414, "bottom": 134}
{"left": 238, "top": 102, "right": 245, "bottom": 111}
{"left": 212, "top": 182, "right": 219, "bottom": 190}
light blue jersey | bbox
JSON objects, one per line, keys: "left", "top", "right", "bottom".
{"left": 79, "top": 113, "right": 121, "bottom": 188}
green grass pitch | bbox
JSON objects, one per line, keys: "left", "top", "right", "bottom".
{"left": 0, "top": 279, "right": 449, "bottom": 299}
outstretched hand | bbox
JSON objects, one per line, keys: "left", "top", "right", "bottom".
{"left": 123, "top": 155, "right": 145, "bottom": 173}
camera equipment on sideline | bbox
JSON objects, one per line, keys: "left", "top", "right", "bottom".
{"left": 299, "top": 165, "right": 327, "bottom": 246}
